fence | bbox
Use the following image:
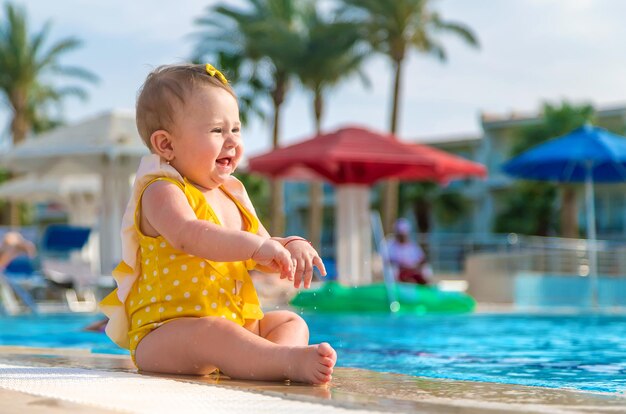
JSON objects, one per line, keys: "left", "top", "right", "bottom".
{"left": 420, "top": 233, "right": 626, "bottom": 307}
{"left": 419, "top": 233, "right": 626, "bottom": 277}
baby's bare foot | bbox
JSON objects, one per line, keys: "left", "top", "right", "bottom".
{"left": 287, "top": 342, "right": 337, "bottom": 384}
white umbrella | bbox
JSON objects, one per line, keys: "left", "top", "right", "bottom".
{"left": 0, "top": 172, "right": 100, "bottom": 226}
{"left": 0, "top": 173, "right": 99, "bottom": 201}
{"left": 0, "top": 110, "right": 148, "bottom": 273}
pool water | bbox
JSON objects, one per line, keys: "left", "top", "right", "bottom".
{"left": 0, "top": 313, "right": 126, "bottom": 355}
{"left": 1, "top": 312, "right": 625, "bottom": 393}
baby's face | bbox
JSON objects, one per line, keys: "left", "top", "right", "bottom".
{"left": 169, "top": 85, "right": 242, "bottom": 189}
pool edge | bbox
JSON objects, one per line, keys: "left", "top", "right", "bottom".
{"left": 0, "top": 345, "right": 624, "bottom": 414}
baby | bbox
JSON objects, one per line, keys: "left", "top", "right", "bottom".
{"left": 100, "top": 63, "right": 336, "bottom": 384}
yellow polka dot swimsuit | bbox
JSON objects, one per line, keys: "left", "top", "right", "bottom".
{"left": 102, "top": 176, "right": 263, "bottom": 365}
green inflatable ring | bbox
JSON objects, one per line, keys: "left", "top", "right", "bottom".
{"left": 289, "top": 281, "right": 475, "bottom": 314}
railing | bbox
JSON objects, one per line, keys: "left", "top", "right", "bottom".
{"left": 418, "top": 233, "right": 626, "bottom": 277}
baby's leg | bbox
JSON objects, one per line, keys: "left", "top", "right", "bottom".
{"left": 249, "top": 310, "right": 336, "bottom": 381}
{"left": 135, "top": 316, "right": 335, "bottom": 384}
{"left": 249, "top": 310, "right": 309, "bottom": 345}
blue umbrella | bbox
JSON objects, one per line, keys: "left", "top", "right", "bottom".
{"left": 502, "top": 124, "right": 626, "bottom": 308}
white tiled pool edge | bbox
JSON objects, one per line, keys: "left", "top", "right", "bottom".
{"left": 0, "top": 363, "right": 382, "bottom": 414}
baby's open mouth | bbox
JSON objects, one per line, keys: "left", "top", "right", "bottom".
{"left": 216, "top": 157, "right": 232, "bottom": 166}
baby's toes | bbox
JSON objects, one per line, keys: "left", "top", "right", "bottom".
{"left": 315, "top": 372, "right": 332, "bottom": 384}
{"left": 317, "top": 342, "right": 335, "bottom": 357}
{"left": 321, "top": 356, "right": 335, "bottom": 368}
{"left": 318, "top": 364, "right": 333, "bottom": 376}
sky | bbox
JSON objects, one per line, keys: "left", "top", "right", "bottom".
{"left": 15, "top": 0, "right": 626, "bottom": 156}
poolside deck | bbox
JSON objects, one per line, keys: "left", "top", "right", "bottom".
{"left": 0, "top": 346, "right": 623, "bottom": 414}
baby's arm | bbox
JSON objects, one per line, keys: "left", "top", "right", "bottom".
{"left": 229, "top": 179, "right": 326, "bottom": 288}
{"left": 141, "top": 180, "right": 292, "bottom": 278}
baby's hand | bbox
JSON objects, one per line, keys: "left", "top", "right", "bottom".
{"left": 282, "top": 237, "right": 326, "bottom": 289}
{"left": 252, "top": 239, "right": 293, "bottom": 280}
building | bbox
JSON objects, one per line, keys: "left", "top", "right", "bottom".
{"left": 282, "top": 103, "right": 626, "bottom": 274}
{"left": 424, "top": 103, "right": 626, "bottom": 239}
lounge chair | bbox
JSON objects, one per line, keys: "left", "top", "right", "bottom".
{"left": 1, "top": 225, "right": 98, "bottom": 313}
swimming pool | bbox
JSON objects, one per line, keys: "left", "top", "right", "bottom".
{"left": 1, "top": 312, "right": 624, "bottom": 393}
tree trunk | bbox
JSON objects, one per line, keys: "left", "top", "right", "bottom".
{"left": 560, "top": 185, "right": 579, "bottom": 238}
{"left": 9, "top": 204, "right": 20, "bottom": 226}
{"left": 382, "top": 180, "right": 399, "bottom": 234}
{"left": 414, "top": 198, "right": 431, "bottom": 234}
{"left": 270, "top": 179, "right": 284, "bottom": 236}
{"left": 308, "top": 182, "right": 323, "bottom": 249}
{"left": 308, "top": 88, "right": 324, "bottom": 250}
{"left": 10, "top": 92, "right": 29, "bottom": 144}
{"left": 382, "top": 58, "right": 404, "bottom": 233}
{"left": 389, "top": 59, "right": 403, "bottom": 136}
{"left": 6, "top": 94, "right": 29, "bottom": 226}
{"left": 269, "top": 76, "right": 287, "bottom": 235}
{"left": 413, "top": 198, "right": 431, "bottom": 259}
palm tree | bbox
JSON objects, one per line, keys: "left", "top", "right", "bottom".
{"left": 0, "top": 3, "right": 97, "bottom": 144}
{"left": 494, "top": 181, "right": 557, "bottom": 237}
{"left": 0, "top": 3, "right": 96, "bottom": 225}
{"left": 294, "top": 5, "right": 368, "bottom": 250}
{"left": 340, "top": 0, "right": 479, "bottom": 233}
{"left": 27, "top": 81, "right": 87, "bottom": 134}
{"left": 194, "top": 0, "right": 309, "bottom": 235}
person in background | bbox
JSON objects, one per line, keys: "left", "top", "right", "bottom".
{"left": 387, "top": 218, "right": 432, "bottom": 285}
{"left": 0, "top": 231, "right": 36, "bottom": 269}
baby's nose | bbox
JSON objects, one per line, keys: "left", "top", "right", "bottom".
{"left": 224, "top": 135, "right": 239, "bottom": 148}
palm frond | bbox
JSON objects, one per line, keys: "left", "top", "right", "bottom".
{"left": 192, "top": 0, "right": 309, "bottom": 128}
{"left": 0, "top": 1, "right": 95, "bottom": 142}
{"left": 46, "top": 65, "right": 99, "bottom": 83}
{"left": 430, "top": 12, "right": 480, "bottom": 48}
{"left": 35, "top": 37, "right": 82, "bottom": 68}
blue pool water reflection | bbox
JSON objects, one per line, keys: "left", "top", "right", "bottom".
{"left": 307, "top": 313, "right": 626, "bottom": 393}
{"left": 1, "top": 312, "right": 624, "bottom": 393}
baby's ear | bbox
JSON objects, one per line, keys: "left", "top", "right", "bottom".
{"left": 150, "top": 130, "right": 174, "bottom": 161}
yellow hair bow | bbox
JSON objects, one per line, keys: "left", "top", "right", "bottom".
{"left": 205, "top": 63, "right": 228, "bottom": 85}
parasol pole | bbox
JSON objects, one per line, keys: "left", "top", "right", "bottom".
{"left": 335, "top": 185, "right": 372, "bottom": 286}
{"left": 585, "top": 161, "right": 598, "bottom": 309}
{"left": 370, "top": 211, "right": 400, "bottom": 312}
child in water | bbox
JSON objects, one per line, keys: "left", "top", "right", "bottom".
{"left": 100, "top": 63, "right": 336, "bottom": 384}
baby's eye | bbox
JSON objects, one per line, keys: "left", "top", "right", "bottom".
{"left": 232, "top": 127, "right": 240, "bottom": 133}
{"left": 211, "top": 127, "right": 222, "bottom": 133}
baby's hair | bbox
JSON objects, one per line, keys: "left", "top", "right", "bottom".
{"left": 136, "top": 63, "right": 237, "bottom": 149}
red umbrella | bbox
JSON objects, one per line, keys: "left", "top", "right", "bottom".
{"left": 247, "top": 126, "right": 486, "bottom": 286}
{"left": 395, "top": 143, "right": 487, "bottom": 183}
{"left": 247, "top": 126, "right": 486, "bottom": 184}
